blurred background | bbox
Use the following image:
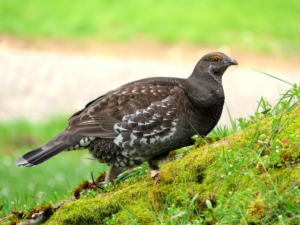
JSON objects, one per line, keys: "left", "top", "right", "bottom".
{"left": 0, "top": 0, "right": 299, "bottom": 210}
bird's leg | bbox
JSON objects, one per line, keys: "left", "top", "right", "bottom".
{"left": 147, "top": 152, "right": 170, "bottom": 185}
{"left": 104, "top": 166, "right": 127, "bottom": 184}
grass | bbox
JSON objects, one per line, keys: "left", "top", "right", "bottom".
{"left": 0, "top": 0, "right": 300, "bottom": 55}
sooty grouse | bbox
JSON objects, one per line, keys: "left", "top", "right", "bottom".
{"left": 16, "top": 52, "right": 237, "bottom": 184}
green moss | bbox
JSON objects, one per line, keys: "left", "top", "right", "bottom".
{"left": 46, "top": 105, "right": 300, "bottom": 224}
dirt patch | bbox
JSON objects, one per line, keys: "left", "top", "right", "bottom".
{"left": 1, "top": 35, "right": 299, "bottom": 72}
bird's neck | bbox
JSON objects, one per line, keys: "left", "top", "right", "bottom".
{"left": 179, "top": 72, "right": 225, "bottom": 108}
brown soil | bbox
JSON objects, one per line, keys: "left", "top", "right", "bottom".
{"left": 0, "top": 35, "right": 299, "bottom": 125}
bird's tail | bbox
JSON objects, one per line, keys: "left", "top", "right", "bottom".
{"left": 15, "top": 129, "right": 90, "bottom": 167}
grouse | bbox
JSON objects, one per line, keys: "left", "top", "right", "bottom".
{"left": 16, "top": 52, "right": 237, "bottom": 184}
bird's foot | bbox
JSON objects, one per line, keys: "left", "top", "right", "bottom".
{"left": 150, "top": 170, "right": 160, "bottom": 185}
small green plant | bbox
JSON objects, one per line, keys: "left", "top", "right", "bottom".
{"left": 207, "top": 124, "right": 230, "bottom": 140}
{"left": 237, "top": 117, "right": 248, "bottom": 130}
{"left": 115, "top": 162, "right": 149, "bottom": 184}
{"left": 82, "top": 189, "right": 97, "bottom": 199}
{"left": 105, "top": 212, "right": 122, "bottom": 225}
{"left": 257, "top": 97, "right": 272, "bottom": 116}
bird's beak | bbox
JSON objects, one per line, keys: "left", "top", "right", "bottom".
{"left": 228, "top": 59, "right": 238, "bottom": 66}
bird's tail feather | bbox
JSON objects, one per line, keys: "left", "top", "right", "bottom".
{"left": 15, "top": 144, "right": 71, "bottom": 167}
{"left": 15, "top": 129, "right": 84, "bottom": 167}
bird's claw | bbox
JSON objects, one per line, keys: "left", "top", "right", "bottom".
{"left": 151, "top": 170, "right": 160, "bottom": 185}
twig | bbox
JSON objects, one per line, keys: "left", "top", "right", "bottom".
{"left": 91, "top": 172, "right": 104, "bottom": 189}
{"left": 212, "top": 181, "right": 220, "bottom": 195}
{"left": 14, "top": 196, "right": 76, "bottom": 225}
{"left": 18, "top": 212, "right": 44, "bottom": 225}
{"left": 0, "top": 214, "right": 14, "bottom": 222}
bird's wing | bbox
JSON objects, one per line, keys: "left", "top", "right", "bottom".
{"left": 67, "top": 78, "right": 180, "bottom": 138}
{"left": 15, "top": 78, "right": 187, "bottom": 167}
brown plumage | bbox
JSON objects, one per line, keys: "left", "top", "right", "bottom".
{"left": 16, "top": 52, "right": 237, "bottom": 184}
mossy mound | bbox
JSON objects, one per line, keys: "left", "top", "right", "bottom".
{"left": 46, "top": 105, "right": 300, "bottom": 224}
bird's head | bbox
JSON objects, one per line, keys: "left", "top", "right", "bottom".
{"left": 192, "top": 52, "right": 238, "bottom": 80}
{"left": 182, "top": 52, "right": 237, "bottom": 107}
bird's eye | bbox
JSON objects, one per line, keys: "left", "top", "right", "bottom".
{"left": 209, "top": 55, "right": 223, "bottom": 63}
{"left": 211, "top": 57, "right": 220, "bottom": 62}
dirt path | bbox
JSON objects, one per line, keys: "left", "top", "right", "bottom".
{"left": 0, "top": 37, "right": 299, "bottom": 126}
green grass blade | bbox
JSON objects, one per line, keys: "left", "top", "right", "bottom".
{"left": 253, "top": 69, "right": 293, "bottom": 85}
{"left": 226, "top": 103, "right": 237, "bottom": 132}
